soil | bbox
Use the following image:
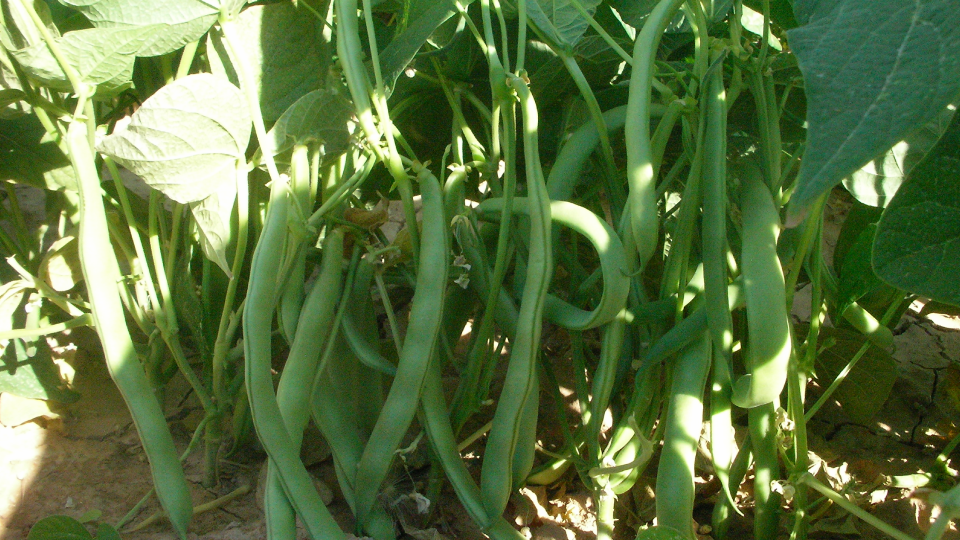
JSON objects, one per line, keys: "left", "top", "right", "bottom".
{"left": 2, "top": 190, "right": 960, "bottom": 540}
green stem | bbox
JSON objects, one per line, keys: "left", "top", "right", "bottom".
{"left": 797, "top": 474, "right": 917, "bottom": 540}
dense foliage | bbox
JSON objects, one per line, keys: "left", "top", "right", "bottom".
{"left": 3, "top": 0, "right": 960, "bottom": 539}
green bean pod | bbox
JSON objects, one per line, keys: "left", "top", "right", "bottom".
{"left": 475, "top": 198, "right": 630, "bottom": 331}
{"left": 624, "top": 0, "right": 687, "bottom": 266}
{"left": 749, "top": 402, "right": 781, "bottom": 540}
{"left": 700, "top": 49, "right": 737, "bottom": 506}
{"left": 419, "top": 354, "right": 528, "bottom": 540}
{"left": 352, "top": 164, "right": 449, "bottom": 526}
{"left": 341, "top": 253, "right": 399, "bottom": 377}
{"left": 312, "top": 332, "right": 395, "bottom": 540}
{"left": 480, "top": 75, "right": 553, "bottom": 519}
{"left": 732, "top": 167, "right": 792, "bottom": 409}
{"left": 277, "top": 144, "right": 313, "bottom": 344}
{"left": 243, "top": 173, "right": 344, "bottom": 540}
{"left": 69, "top": 122, "right": 193, "bottom": 537}
{"left": 265, "top": 228, "right": 346, "bottom": 539}
{"left": 656, "top": 332, "right": 711, "bottom": 539}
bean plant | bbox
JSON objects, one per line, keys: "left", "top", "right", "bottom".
{"left": 3, "top": 0, "right": 960, "bottom": 539}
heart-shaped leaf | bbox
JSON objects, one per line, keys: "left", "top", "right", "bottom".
{"left": 787, "top": 0, "right": 960, "bottom": 217}
{"left": 207, "top": 2, "right": 327, "bottom": 124}
{"left": 98, "top": 73, "right": 251, "bottom": 204}
{"left": 842, "top": 106, "right": 955, "bottom": 208}
{"left": 59, "top": 0, "right": 220, "bottom": 56}
{"left": 190, "top": 176, "right": 238, "bottom": 276}
{"left": 264, "top": 89, "right": 354, "bottom": 159}
{"left": 873, "top": 107, "right": 960, "bottom": 306}
{"left": 10, "top": 25, "right": 164, "bottom": 94}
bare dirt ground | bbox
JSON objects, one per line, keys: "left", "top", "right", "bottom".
{"left": 2, "top": 190, "right": 960, "bottom": 540}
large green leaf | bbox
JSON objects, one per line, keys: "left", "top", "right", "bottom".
{"left": 842, "top": 106, "right": 955, "bottom": 208}
{"left": 380, "top": 0, "right": 474, "bottom": 94}
{"left": 0, "top": 281, "right": 80, "bottom": 403}
{"left": 873, "top": 107, "right": 960, "bottom": 306}
{"left": 0, "top": 115, "right": 76, "bottom": 191}
{"left": 787, "top": 0, "right": 960, "bottom": 217}
{"left": 518, "top": 0, "right": 603, "bottom": 49}
{"left": 98, "top": 73, "right": 251, "bottom": 204}
{"left": 9, "top": 25, "right": 163, "bottom": 94}
{"left": 812, "top": 325, "right": 897, "bottom": 424}
{"left": 190, "top": 177, "right": 237, "bottom": 276}
{"left": 207, "top": 2, "right": 326, "bottom": 124}
{"left": 27, "top": 515, "right": 93, "bottom": 540}
{"left": 58, "top": 0, "right": 220, "bottom": 56}
{"left": 263, "top": 89, "right": 354, "bottom": 159}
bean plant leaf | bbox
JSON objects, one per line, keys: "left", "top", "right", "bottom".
{"left": 39, "top": 236, "right": 83, "bottom": 292}
{"left": 98, "top": 73, "right": 251, "bottom": 204}
{"left": 514, "top": 0, "right": 603, "bottom": 48}
{"left": 0, "top": 115, "right": 76, "bottom": 191}
{"left": 26, "top": 515, "right": 93, "bottom": 540}
{"left": 873, "top": 108, "right": 960, "bottom": 307}
{"left": 58, "top": 0, "right": 220, "bottom": 56}
{"left": 0, "top": 282, "right": 80, "bottom": 403}
{"left": 0, "top": 0, "right": 60, "bottom": 51}
{"left": 842, "top": 106, "right": 955, "bottom": 208}
{"left": 812, "top": 325, "right": 897, "bottom": 424}
{"left": 190, "top": 178, "right": 237, "bottom": 276}
{"left": 207, "top": 2, "right": 326, "bottom": 125}
{"left": 380, "top": 0, "right": 471, "bottom": 93}
{"left": 9, "top": 25, "right": 164, "bottom": 94}
{"left": 837, "top": 224, "right": 889, "bottom": 317}
{"left": 264, "top": 89, "right": 354, "bottom": 159}
{"left": 787, "top": 0, "right": 960, "bottom": 218}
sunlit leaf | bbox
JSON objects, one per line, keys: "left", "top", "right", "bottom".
{"left": 59, "top": 0, "right": 220, "bottom": 56}
{"left": 9, "top": 25, "right": 164, "bottom": 94}
{"left": 98, "top": 73, "right": 251, "bottom": 204}
{"left": 787, "top": 0, "right": 960, "bottom": 217}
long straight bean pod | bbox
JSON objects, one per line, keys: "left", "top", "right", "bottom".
{"left": 265, "top": 228, "right": 346, "bottom": 539}
{"left": 68, "top": 121, "right": 193, "bottom": 538}
{"left": 353, "top": 164, "right": 449, "bottom": 527}
{"left": 656, "top": 332, "right": 711, "bottom": 539}
{"left": 243, "top": 173, "right": 344, "bottom": 540}
{"left": 480, "top": 75, "right": 553, "bottom": 519}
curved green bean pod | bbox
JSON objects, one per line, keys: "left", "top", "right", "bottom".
{"left": 419, "top": 358, "right": 527, "bottom": 539}
{"left": 624, "top": 0, "right": 686, "bottom": 267}
{"left": 480, "top": 74, "right": 553, "bottom": 519}
{"left": 340, "top": 253, "right": 398, "bottom": 377}
{"left": 476, "top": 198, "right": 629, "bottom": 330}
{"left": 732, "top": 167, "right": 792, "bottom": 409}
{"left": 69, "top": 121, "right": 193, "bottom": 538}
{"left": 243, "top": 173, "right": 344, "bottom": 540}
{"left": 353, "top": 164, "right": 449, "bottom": 526}
{"left": 656, "top": 332, "right": 711, "bottom": 539}
{"left": 265, "top": 228, "right": 346, "bottom": 539}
